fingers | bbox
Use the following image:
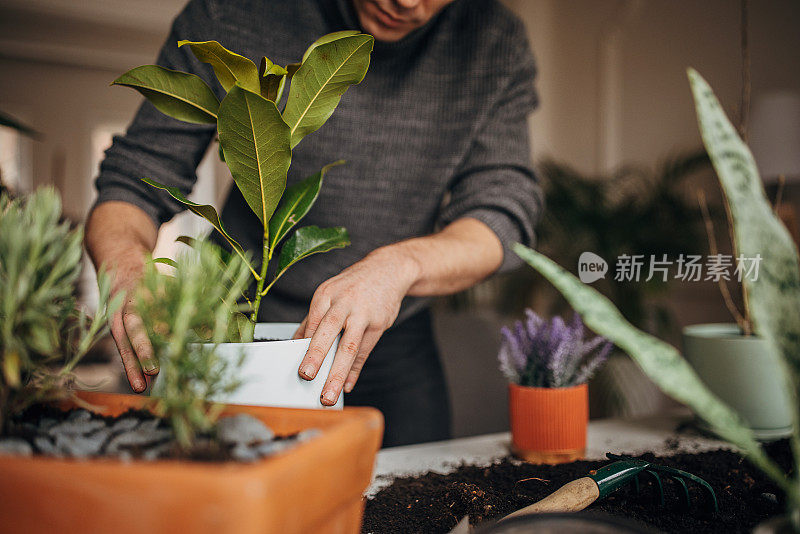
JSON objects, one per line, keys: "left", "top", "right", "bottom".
{"left": 320, "top": 321, "right": 366, "bottom": 406}
{"left": 298, "top": 306, "right": 345, "bottom": 380}
{"left": 110, "top": 312, "right": 146, "bottom": 393}
{"left": 292, "top": 317, "right": 308, "bottom": 340}
{"left": 344, "top": 327, "right": 382, "bottom": 393}
{"left": 122, "top": 309, "right": 159, "bottom": 376}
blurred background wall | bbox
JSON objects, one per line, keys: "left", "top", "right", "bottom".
{"left": 1, "top": 0, "right": 798, "bottom": 439}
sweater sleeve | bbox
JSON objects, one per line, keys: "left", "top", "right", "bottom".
{"left": 93, "top": 0, "right": 220, "bottom": 227}
{"left": 437, "top": 29, "right": 543, "bottom": 273}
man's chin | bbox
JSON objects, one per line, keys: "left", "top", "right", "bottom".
{"left": 359, "top": 16, "right": 413, "bottom": 42}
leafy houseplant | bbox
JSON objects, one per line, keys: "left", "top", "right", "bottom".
{"left": 514, "top": 69, "right": 800, "bottom": 526}
{"left": 499, "top": 310, "right": 611, "bottom": 464}
{"left": 0, "top": 188, "right": 120, "bottom": 434}
{"left": 112, "top": 31, "right": 374, "bottom": 342}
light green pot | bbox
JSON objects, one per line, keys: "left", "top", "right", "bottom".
{"left": 682, "top": 323, "right": 793, "bottom": 441}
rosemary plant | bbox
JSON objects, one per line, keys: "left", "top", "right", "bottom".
{"left": 0, "top": 188, "right": 121, "bottom": 433}
{"left": 136, "top": 239, "right": 251, "bottom": 449}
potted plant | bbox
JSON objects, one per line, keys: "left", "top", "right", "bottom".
{"left": 0, "top": 189, "right": 383, "bottom": 533}
{"left": 499, "top": 310, "right": 611, "bottom": 463}
{"left": 111, "top": 31, "right": 374, "bottom": 408}
{"left": 513, "top": 69, "right": 800, "bottom": 530}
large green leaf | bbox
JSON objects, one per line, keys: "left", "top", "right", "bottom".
{"left": 271, "top": 226, "right": 349, "bottom": 288}
{"left": 513, "top": 244, "right": 791, "bottom": 486}
{"left": 141, "top": 178, "right": 251, "bottom": 274}
{"left": 301, "top": 30, "right": 361, "bottom": 63}
{"left": 112, "top": 65, "right": 219, "bottom": 124}
{"left": 178, "top": 40, "right": 261, "bottom": 93}
{"left": 217, "top": 85, "right": 292, "bottom": 229}
{"left": 688, "top": 69, "right": 800, "bottom": 382}
{"left": 267, "top": 161, "right": 343, "bottom": 251}
{"left": 283, "top": 34, "right": 374, "bottom": 148}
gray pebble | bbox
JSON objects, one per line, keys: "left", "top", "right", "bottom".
{"left": 67, "top": 409, "right": 92, "bottom": 422}
{"left": 762, "top": 492, "right": 778, "bottom": 504}
{"left": 54, "top": 432, "right": 106, "bottom": 458}
{"left": 110, "top": 417, "right": 139, "bottom": 433}
{"left": 142, "top": 442, "right": 172, "bottom": 461}
{"left": 230, "top": 443, "right": 260, "bottom": 462}
{"left": 216, "top": 414, "right": 274, "bottom": 445}
{"left": 255, "top": 440, "right": 292, "bottom": 457}
{"left": 34, "top": 436, "right": 60, "bottom": 456}
{"left": 295, "top": 428, "right": 321, "bottom": 443}
{"left": 136, "top": 419, "right": 161, "bottom": 433}
{"left": 39, "top": 418, "right": 57, "bottom": 431}
{"left": 49, "top": 419, "right": 105, "bottom": 437}
{"left": 106, "top": 427, "right": 172, "bottom": 455}
{"left": 0, "top": 438, "right": 33, "bottom": 456}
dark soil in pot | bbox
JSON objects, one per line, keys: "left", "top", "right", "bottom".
{"left": 0, "top": 404, "right": 319, "bottom": 462}
{"left": 363, "top": 441, "right": 793, "bottom": 534}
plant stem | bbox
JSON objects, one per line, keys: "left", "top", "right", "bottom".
{"left": 248, "top": 236, "right": 272, "bottom": 337}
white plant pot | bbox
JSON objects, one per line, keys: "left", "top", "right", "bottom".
{"left": 152, "top": 323, "right": 342, "bottom": 410}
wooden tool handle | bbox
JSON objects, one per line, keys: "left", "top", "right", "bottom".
{"left": 502, "top": 477, "right": 600, "bottom": 520}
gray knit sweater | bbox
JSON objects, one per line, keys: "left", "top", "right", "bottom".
{"left": 95, "top": 0, "right": 542, "bottom": 325}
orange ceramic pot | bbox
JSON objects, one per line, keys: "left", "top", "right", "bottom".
{"left": 0, "top": 391, "right": 383, "bottom": 534}
{"left": 508, "top": 382, "right": 588, "bottom": 464}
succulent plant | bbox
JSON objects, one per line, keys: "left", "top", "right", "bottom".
{"left": 499, "top": 309, "right": 612, "bottom": 388}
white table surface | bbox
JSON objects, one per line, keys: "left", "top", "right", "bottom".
{"left": 367, "top": 409, "right": 730, "bottom": 497}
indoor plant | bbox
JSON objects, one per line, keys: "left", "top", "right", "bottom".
{"left": 513, "top": 69, "right": 800, "bottom": 529}
{"left": 499, "top": 310, "right": 611, "bottom": 463}
{"left": 0, "top": 190, "right": 384, "bottom": 533}
{"left": 111, "top": 31, "right": 374, "bottom": 407}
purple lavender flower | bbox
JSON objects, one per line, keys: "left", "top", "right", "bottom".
{"left": 497, "top": 309, "right": 612, "bottom": 387}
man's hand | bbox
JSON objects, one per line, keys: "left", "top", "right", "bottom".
{"left": 295, "top": 217, "right": 504, "bottom": 406}
{"left": 293, "top": 247, "right": 420, "bottom": 405}
{"left": 86, "top": 202, "right": 159, "bottom": 393}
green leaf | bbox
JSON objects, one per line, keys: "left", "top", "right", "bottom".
{"left": 226, "top": 312, "right": 251, "bottom": 343}
{"left": 259, "top": 57, "right": 288, "bottom": 102}
{"left": 176, "top": 235, "right": 234, "bottom": 265}
{"left": 283, "top": 34, "right": 374, "bottom": 148}
{"left": 688, "top": 68, "right": 800, "bottom": 382}
{"left": 178, "top": 40, "right": 260, "bottom": 93}
{"left": 2, "top": 350, "right": 20, "bottom": 388}
{"left": 301, "top": 30, "right": 362, "bottom": 63}
{"left": 273, "top": 226, "right": 349, "bottom": 285}
{"left": 217, "top": 85, "right": 292, "bottom": 227}
{"left": 512, "top": 244, "right": 790, "bottom": 487}
{"left": 267, "top": 161, "right": 344, "bottom": 251}
{"left": 141, "top": 178, "right": 251, "bottom": 274}
{"left": 112, "top": 65, "right": 219, "bottom": 124}
{"left": 151, "top": 257, "right": 178, "bottom": 268}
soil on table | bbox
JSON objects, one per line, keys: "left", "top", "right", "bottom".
{"left": 362, "top": 441, "right": 793, "bottom": 534}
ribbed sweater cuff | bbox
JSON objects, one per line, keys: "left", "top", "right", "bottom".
{"left": 459, "top": 208, "right": 529, "bottom": 273}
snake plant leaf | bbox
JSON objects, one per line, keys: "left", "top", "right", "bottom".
{"left": 218, "top": 85, "right": 292, "bottom": 228}
{"left": 301, "top": 30, "right": 362, "bottom": 63}
{"left": 274, "top": 226, "right": 349, "bottom": 280}
{"left": 178, "top": 40, "right": 260, "bottom": 93}
{"left": 512, "top": 244, "right": 790, "bottom": 483}
{"left": 112, "top": 65, "right": 219, "bottom": 124}
{"left": 688, "top": 68, "right": 800, "bottom": 383}
{"left": 267, "top": 160, "right": 344, "bottom": 251}
{"left": 141, "top": 178, "right": 248, "bottom": 268}
{"left": 283, "top": 34, "right": 374, "bottom": 148}
{"left": 259, "top": 57, "right": 289, "bottom": 102}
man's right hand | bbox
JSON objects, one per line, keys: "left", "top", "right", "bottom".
{"left": 86, "top": 201, "right": 159, "bottom": 393}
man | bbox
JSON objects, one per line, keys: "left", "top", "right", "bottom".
{"left": 87, "top": 0, "right": 542, "bottom": 447}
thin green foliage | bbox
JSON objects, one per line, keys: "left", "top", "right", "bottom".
{"left": 136, "top": 240, "right": 250, "bottom": 449}
{"left": 0, "top": 188, "right": 121, "bottom": 432}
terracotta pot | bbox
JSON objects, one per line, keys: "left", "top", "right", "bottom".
{"left": 508, "top": 383, "right": 588, "bottom": 464}
{"left": 0, "top": 391, "right": 383, "bottom": 534}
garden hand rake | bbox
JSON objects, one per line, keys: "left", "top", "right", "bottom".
{"left": 502, "top": 453, "right": 718, "bottom": 520}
